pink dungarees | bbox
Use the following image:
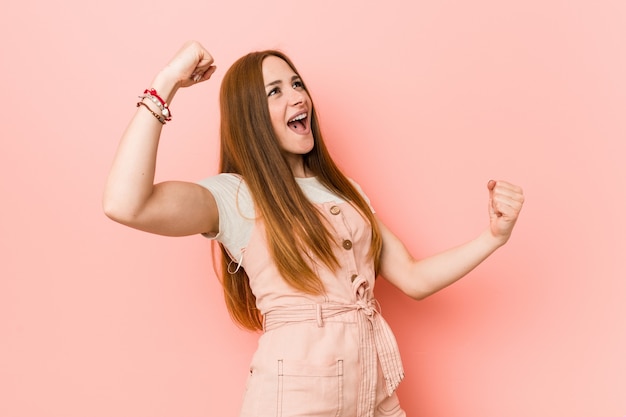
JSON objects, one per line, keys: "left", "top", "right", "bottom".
{"left": 237, "top": 200, "right": 406, "bottom": 417}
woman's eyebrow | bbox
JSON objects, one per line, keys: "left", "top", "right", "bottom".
{"left": 265, "top": 80, "right": 282, "bottom": 88}
{"left": 265, "top": 75, "right": 300, "bottom": 89}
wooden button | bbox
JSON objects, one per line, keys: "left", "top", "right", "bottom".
{"left": 329, "top": 205, "right": 341, "bottom": 215}
{"left": 342, "top": 239, "right": 353, "bottom": 250}
{"left": 350, "top": 274, "right": 358, "bottom": 282}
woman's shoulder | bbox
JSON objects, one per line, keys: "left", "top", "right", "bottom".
{"left": 197, "top": 173, "right": 254, "bottom": 214}
{"left": 198, "top": 172, "right": 243, "bottom": 190}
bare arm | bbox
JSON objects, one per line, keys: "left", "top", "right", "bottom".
{"left": 103, "top": 41, "right": 219, "bottom": 236}
{"left": 378, "top": 180, "right": 525, "bottom": 300}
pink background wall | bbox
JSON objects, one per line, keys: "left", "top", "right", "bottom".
{"left": 1, "top": 0, "right": 625, "bottom": 416}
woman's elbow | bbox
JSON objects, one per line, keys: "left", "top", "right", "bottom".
{"left": 102, "top": 204, "right": 127, "bottom": 225}
{"left": 102, "top": 195, "right": 138, "bottom": 226}
{"left": 399, "top": 277, "right": 438, "bottom": 301}
{"left": 383, "top": 276, "right": 432, "bottom": 301}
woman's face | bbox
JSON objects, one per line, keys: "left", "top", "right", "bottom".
{"left": 262, "top": 55, "right": 314, "bottom": 176}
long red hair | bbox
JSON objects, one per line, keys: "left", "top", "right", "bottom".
{"left": 216, "top": 50, "right": 382, "bottom": 331}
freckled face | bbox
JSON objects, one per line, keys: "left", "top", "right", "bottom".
{"left": 262, "top": 56, "right": 314, "bottom": 172}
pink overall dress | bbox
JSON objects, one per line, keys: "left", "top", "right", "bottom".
{"left": 237, "top": 199, "right": 406, "bottom": 417}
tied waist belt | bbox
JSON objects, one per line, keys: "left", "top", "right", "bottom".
{"left": 263, "top": 277, "right": 405, "bottom": 417}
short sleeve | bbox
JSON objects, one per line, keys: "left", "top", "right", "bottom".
{"left": 197, "top": 173, "right": 256, "bottom": 260}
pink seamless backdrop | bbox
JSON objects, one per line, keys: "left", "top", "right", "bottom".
{"left": 1, "top": 0, "right": 625, "bottom": 416}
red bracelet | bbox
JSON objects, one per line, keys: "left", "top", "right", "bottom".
{"left": 143, "top": 88, "right": 172, "bottom": 120}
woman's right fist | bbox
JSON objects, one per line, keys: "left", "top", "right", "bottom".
{"left": 161, "top": 41, "right": 217, "bottom": 88}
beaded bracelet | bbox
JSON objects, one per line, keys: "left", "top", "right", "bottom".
{"left": 142, "top": 88, "right": 172, "bottom": 120}
{"left": 136, "top": 101, "right": 166, "bottom": 124}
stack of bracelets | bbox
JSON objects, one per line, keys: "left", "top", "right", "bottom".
{"left": 136, "top": 88, "right": 172, "bottom": 124}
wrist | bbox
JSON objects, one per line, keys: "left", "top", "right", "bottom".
{"left": 479, "top": 228, "right": 508, "bottom": 251}
{"left": 150, "top": 69, "right": 182, "bottom": 103}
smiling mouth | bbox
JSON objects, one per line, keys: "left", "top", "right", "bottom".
{"left": 287, "top": 112, "right": 308, "bottom": 133}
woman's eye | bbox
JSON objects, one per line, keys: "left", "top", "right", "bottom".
{"left": 293, "top": 80, "right": 304, "bottom": 89}
{"left": 268, "top": 88, "right": 279, "bottom": 97}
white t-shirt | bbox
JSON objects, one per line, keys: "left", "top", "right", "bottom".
{"left": 198, "top": 173, "right": 357, "bottom": 264}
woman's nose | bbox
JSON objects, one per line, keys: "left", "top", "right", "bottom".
{"left": 288, "top": 88, "right": 305, "bottom": 106}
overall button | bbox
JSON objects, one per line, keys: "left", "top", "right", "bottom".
{"left": 350, "top": 274, "right": 358, "bottom": 282}
{"left": 342, "top": 239, "right": 353, "bottom": 250}
{"left": 329, "top": 205, "right": 341, "bottom": 215}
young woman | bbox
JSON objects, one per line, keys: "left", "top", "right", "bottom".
{"left": 103, "top": 41, "right": 524, "bottom": 417}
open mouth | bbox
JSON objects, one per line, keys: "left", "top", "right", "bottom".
{"left": 287, "top": 112, "right": 308, "bottom": 134}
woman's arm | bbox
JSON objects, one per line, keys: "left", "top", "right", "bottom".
{"left": 378, "top": 180, "right": 525, "bottom": 300}
{"left": 103, "top": 41, "right": 219, "bottom": 237}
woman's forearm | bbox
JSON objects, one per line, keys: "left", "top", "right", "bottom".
{"left": 102, "top": 71, "right": 180, "bottom": 222}
{"left": 407, "top": 229, "right": 505, "bottom": 299}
